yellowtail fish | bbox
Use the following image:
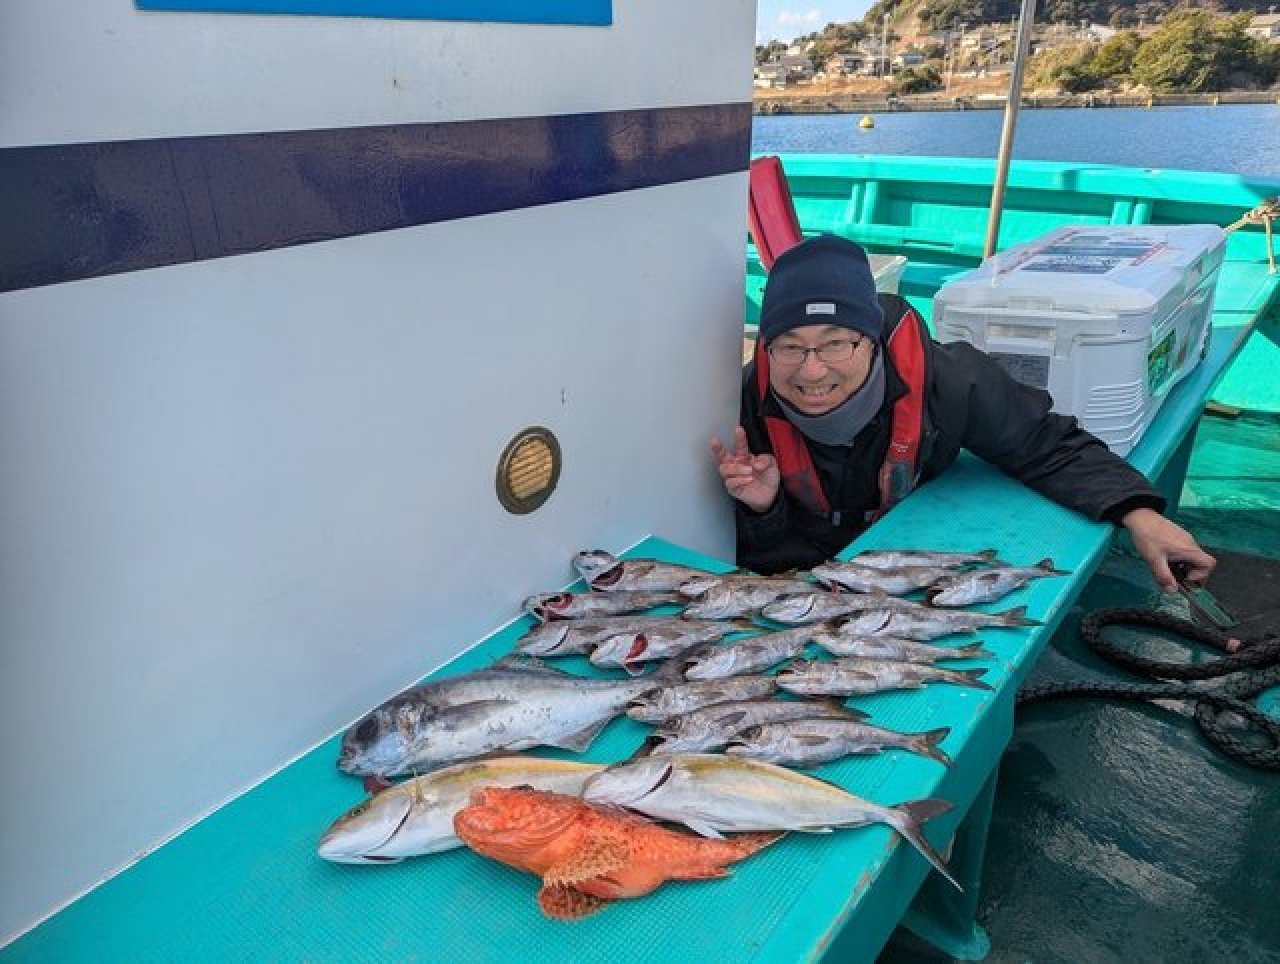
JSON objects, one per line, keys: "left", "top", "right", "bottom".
{"left": 582, "top": 753, "right": 960, "bottom": 889}
{"left": 317, "top": 756, "right": 604, "bottom": 863}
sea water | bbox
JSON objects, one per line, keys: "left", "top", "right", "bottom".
{"left": 752, "top": 104, "right": 1280, "bottom": 178}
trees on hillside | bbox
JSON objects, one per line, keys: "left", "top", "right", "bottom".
{"left": 1130, "top": 11, "right": 1277, "bottom": 91}
{"left": 1024, "top": 10, "right": 1279, "bottom": 93}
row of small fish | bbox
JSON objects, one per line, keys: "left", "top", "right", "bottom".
{"left": 570, "top": 548, "right": 1066, "bottom": 610}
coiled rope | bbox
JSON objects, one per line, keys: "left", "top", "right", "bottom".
{"left": 1225, "top": 197, "right": 1279, "bottom": 274}
{"left": 1017, "top": 607, "right": 1280, "bottom": 770}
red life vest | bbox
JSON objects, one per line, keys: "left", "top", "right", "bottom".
{"left": 754, "top": 303, "right": 928, "bottom": 524}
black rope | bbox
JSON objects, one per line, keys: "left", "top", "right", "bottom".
{"left": 1017, "top": 607, "right": 1280, "bottom": 771}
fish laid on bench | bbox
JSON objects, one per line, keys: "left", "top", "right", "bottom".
{"left": 337, "top": 658, "right": 681, "bottom": 777}
{"left": 317, "top": 756, "right": 605, "bottom": 863}
{"left": 583, "top": 754, "right": 960, "bottom": 890}
{"left": 454, "top": 786, "right": 780, "bottom": 920}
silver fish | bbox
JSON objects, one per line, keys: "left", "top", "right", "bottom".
{"left": 646, "top": 698, "right": 867, "bottom": 755}
{"left": 626, "top": 676, "right": 778, "bottom": 723}
{"left": 517, "top": 614, "right": 707, "bottom": 657}
{"left": 682, "top": 626, "right": 815, "bottom": 679}
{"left": 588, "top": 619, "right": 755, "bottom": 674}
{"left": 677, "top": 572, "right": 811, "bottom": 597}
{"left": 317, "top": 757, "right": 604, "bottom": 863}
{"left": 761, "top": 591, "right": 922, "bottom": 625}
{"left": 727, "top": 719, "right": 953, "bottom": 768}
{"left": 927, "top": 558, "right": 1069, "bottom": 607}
{"left": 523, "top": 590, "right": 681, "bottom": 622}
{"left": 838, "top": 605, "right": 1038, "bottom": 640}
{"left": 776, "top": 658, "right": 992, "bottom": 696}
{"left": 849, "top": 548, "right": 1003, "bottom": 570}
{"left": 681, "top": 580, "right": 816, "bottom": 619}
{"left": 582, "top": 753, "right": 960, "bottom": 889}
{"left": 812, "top": 561, "right": 955, "bottom": 596}
{"left": 573, "top": 549, "right": 720, "bottom": 592}
{"left": 810, "top": 633, "right": 993, "bottom": 663}
{"left": 337, "top": 660, "right": 678, "bottom": 776}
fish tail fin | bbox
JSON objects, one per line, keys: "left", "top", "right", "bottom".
{"left": 952, "top": 668, "right": 994, "bottom": 690}
{"left": 652, "top": 650, "right": 693, "bottom": 683}
{"left": 912, "top": 727, "right": 954, "bottom": 766}
{"left": 956, "top": 641, "right": 995, "bottom": 659}
{"left": 889, "top": 799, "right": 961, "bottom": 891}
{"left": 1036, "top": 557, "right": 1071, "bottom": 575}
{"left": 997, "top": 605, "right": 1041, "bottom": 627}
{"left": 821, "top": 697, "right": 870, "bottom": 721}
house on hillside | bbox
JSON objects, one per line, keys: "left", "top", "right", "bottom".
{"left": 754, "top": 54, "right": 814, "bottom": 87}
{"left": 892, "top": 48, "right": 927, "bottom": 69}
{"left": 825, "top": 51, "right": 869, "bottom": 75}
{"left": 1247, "top": 13, "right": 1280, "bottom": 40}
{"left": 961, "top": 27, "right": 998, "bottom": 52}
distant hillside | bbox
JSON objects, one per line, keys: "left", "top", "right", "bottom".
{"left": 862, "top": 0, "right": 1273, "bottom": 31}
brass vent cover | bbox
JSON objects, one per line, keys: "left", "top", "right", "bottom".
{"left": 496, "top": 426, "right": 561, "bottom": 514}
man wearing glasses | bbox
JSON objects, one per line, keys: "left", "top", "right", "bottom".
{"left": 712, "top": 234, "right": 1215, "bottom": 591}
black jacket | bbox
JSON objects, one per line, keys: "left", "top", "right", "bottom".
{"left": 737, "top": 293, "right": 1165, "bottom": 574}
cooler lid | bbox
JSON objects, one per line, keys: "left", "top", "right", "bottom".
{"left": 935, "top": 224, "right": 1226, "bottom": 316}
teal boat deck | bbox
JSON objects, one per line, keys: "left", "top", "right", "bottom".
{"left": 5, "top": 297, "right": 1265, "bottom": 962}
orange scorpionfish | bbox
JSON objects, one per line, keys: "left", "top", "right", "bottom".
{"left": 454, "top": 785, "right": 780, "bottom": 919}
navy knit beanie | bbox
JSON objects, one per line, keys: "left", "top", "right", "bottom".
{"left": 759, "top": 235, "right": 885, "bottom": 345}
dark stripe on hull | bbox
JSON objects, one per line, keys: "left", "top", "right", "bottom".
{"left": 1, "top": 103, "right": 751, "bottom": 292}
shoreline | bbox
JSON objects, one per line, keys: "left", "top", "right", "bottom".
{"left": 754, "top": 90, "right": 1280, "bottom": 115}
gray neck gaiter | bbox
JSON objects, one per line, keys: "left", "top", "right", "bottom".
{"left": 775, "top": 350, "right": 886, "bottom": 446}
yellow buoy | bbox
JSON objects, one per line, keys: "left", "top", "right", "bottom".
{"left": 859, "top": 114, "right": 875, "bottom": 129}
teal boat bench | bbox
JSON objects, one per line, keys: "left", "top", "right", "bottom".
{"left": 5, "top": 265, "right": 1275, "bottom": 962}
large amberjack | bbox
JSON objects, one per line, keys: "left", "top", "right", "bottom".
{"left": 337, "top": 660, "right": 678, "bottom": 777}
{"left": 317, "top": 757, "right": 604, "bottom": 863}
{"left": 583, "top": 753, "right": 960, "bottom": 890}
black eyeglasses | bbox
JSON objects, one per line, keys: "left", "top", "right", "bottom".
{"left": 767, "top": 336, "right": 866, "bottom": 367}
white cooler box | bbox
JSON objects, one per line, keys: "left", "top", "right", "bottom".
{"left": 933, "top": 224, "right": 1225, "bottom": 455}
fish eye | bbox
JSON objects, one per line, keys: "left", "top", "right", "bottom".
{"left": 353, "top": 719, "right": 378, "bottom": 743}
{"left": 347, "top": 802, "right": 369, "bottom": 817}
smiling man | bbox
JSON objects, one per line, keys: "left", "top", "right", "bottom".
{"left": 711, "top": 234, "right": 1216, "bottom": 589}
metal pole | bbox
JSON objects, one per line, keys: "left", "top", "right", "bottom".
{"left": 983, "top": 0, "right": 1038, "bottom": 259}
{"left": 881, "top": 13, "right": 890, "bottom": 79}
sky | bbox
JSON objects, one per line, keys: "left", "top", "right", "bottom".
{"left": 756, "top": 1, "right": 877, "bottom": 45}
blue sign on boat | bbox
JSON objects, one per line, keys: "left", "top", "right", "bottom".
{"left": 135, "top": 0, "right": 611, "bottom": 25}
